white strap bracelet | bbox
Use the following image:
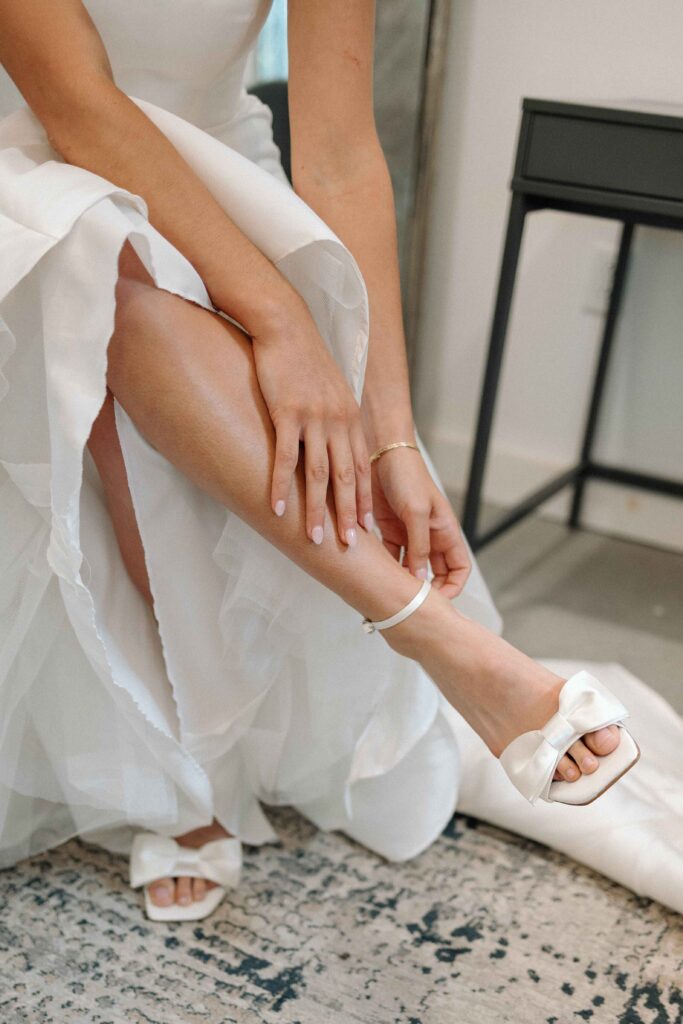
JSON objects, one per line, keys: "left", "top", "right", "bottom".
{"left": 361, "top": 579, "right": 431, "bottom": 634}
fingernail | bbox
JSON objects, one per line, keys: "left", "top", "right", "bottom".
{"left": 274, "top": 500, "right": 286, "bottom": 517}
{"left": 583, "top": 755, "right": 598, "bottom": 770}
{"left": 312, "top": 525, "right": 324, "bottom": 545}
{"left": 346, "top": 527, "right": 357, "bottom": 547}
{"left": 416, "top": 567, "right": 428, "bottom": 580}
{"left": 363, "top": 512, "right": 375, "bottom": 532}
{"left": 566, "top": 766, "right": 579, "bottom": 780}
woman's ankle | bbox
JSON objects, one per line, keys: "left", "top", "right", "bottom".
{"left": 379, "top": 585, "right": 455, "bottom": 659}
{"left": 379, "top": 587, "right": 566, "bottom": 755}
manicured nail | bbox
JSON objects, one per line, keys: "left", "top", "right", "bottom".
{"left": 363, "top": 512, "right": 375, "bottom": 532}
{"left": 583, "top": 755, "right": 598, "bottom": 770}
{"left": 416, "top": 567, "right": 428, "bottom": 580}
{"left": 566, "top": 766, "right": 579, "bottom": 780}
{"left": 152, "top": 884, "right": 172, "bottom": 903}
{"left": 275, "top": 500, "right": 286, "bottom": 517}
{"left": 346, "top": 527, "right": 357, "bottom": 547}
{"left": 312, "top": 525, "right": 324, "bottom": 545}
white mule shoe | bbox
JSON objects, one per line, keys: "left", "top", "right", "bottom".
{"left": 130, "top": 832, "right": 243, "bottom": 922}
{"left": 498, "top": 670, "right": 640, "bottom": 805}
{"left": 361, "top": 585, "right": 640, "bottom": 806}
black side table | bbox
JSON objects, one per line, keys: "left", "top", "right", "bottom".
{"left": 462, "top": 97, "right": 683, "bottom": 551}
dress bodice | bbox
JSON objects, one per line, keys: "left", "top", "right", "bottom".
{"left": 0, "top": 0, "right": 273, "bottom": 128}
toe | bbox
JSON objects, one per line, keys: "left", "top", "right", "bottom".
{"left": 584, "top": 725, "right": 620, "bottom": 757}
{"left": 568, "top": 738, "right": 599, "bottom": 774}
{"left": 149, "top": 878, "right": 175, "bottom": 907}
{"left": 192, "top": 878, "right": 207, "bottom": 903}
{"left": 175, "top": 876, "right": 193, "bottom": 907}
{"left": 554, "top": 754, "right": 580, "bottom": 782}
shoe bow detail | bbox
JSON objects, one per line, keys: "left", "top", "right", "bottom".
{"left": 498, "top": 670, "right": 630, "bottom": 804}
{"left": 129, "top": 833, "right": 243, "bottom": 889}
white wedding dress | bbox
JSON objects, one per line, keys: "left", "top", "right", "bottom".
{"left": 0, "top": 0, "right": 681, "bottom": 915}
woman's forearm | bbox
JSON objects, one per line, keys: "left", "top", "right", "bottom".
{"left": 45, "top": 75, "right": 309, "bottom": 337}
{"left": 294, "top": 143, "right": 416, "bottom": 452}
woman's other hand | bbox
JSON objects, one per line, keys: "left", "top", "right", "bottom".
{"left": 251, "top": 312, "right": 372, "bottom": 547}
{"left": 370, "top": 447, "right": 471, "bottom": 599}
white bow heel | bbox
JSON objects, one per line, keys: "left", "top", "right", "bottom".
{"left": 130, "top": 832, "right": 243, "bottom": 922}
{"left": 361, "top": 585, "right": 640, "bottom": 806}
{"left": 498, "top": 670, "right": 640, "bottom": 805}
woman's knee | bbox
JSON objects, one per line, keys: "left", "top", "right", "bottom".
{"left": 113, "top": 272, "right": 158, "bottom": 334}
{"left": 109, "top": 271, "right": 168, "bottom": 392}
{"left": 112, "top": 240, "right": 163, "bottom": 352}
{"left": 109, "top": 252, "right": 261, "bottom": 422}
{"left": 118, "top": 238, "right": 155, "bottom": 286}
{"left": 88, "top": 388, "right": 118, "bottom": 459}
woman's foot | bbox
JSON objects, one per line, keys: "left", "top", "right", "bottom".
{"left": 383, "top": 586, "right": 620, "bottom": 784}
{"left": 147, "top": 820, "right": 232, "bottom": 909}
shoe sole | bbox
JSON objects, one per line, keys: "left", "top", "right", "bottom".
{"left": 569, "top": 740, "right": 641, "bottom": 806}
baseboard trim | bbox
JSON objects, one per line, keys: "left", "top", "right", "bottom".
{"left": 425, "top": 430, "right": 683, "bottom": 553}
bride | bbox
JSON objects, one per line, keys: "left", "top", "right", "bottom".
{"left": 0, "top": 0, "right": 639, "bottom": 922}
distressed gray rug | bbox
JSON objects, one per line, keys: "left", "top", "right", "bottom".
{"left": 1, "top": 807, "right": 681, "bottom": 1024}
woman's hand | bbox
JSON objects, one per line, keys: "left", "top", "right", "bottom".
{"left": 370, "top": 447, "right": 471, "bottom": 599}
{"left": 251, "top": 314, "right": 373, "bottom": 547}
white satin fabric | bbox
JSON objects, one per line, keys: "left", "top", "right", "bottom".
{"left": 499, "top": 670, "right": 630, "bottom": 804}
{"left": 130, "top": 834, "right": 242, "bottom": 889}
{"left": 0, "top": 0, "right": 681, "bottom": 919}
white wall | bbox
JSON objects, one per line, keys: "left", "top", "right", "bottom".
{"left": 414, "top": 0, "right": 683, "bottom": 551}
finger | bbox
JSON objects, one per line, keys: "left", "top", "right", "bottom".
{"left": 438, "top": 527, "right": 472, "bottom": 599}
{"left": 271, "top": 414, "right": 300, "bottom": 518}
{"left": 436, "top": 547, "right": 471, "bottom": 599}
{"left": 349, "top": 417, "right": 373, "bottom": 533}
{"left": 382, "top": 538, "right": 402, "bottom": 561}
{"left": 303, "top": 420, "right": 329, "bottom": 544}
{"left": 429, "top": 550, "right": 449, "bottom": 589}
{"left": 403, "top": 504, "right": 431, "bottom": 580}
{"left": 328, "top": 428, "right": 358, "bottom": 546}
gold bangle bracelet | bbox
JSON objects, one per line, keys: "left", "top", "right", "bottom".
{"left": 369, "top": 440, "right": 419, "bottom": 464}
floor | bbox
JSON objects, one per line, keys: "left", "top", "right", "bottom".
{"left": 475, "top": 513, "right": 683, "bottom": 714}
{"left": 1, "top": 516, "right": 681, "bottom": 1024}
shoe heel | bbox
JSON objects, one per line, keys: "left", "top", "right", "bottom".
{"left": 499, "top": 670, "right": 640, "bottom": 805}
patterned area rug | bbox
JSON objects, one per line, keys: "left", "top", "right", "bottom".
{"left": 1, "top": 807, "right": 681, "bottom": 1024}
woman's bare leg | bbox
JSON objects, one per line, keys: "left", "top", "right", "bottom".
{"left": 96, "top": 243, "right": 619, "bottom": 901}
{"left": 88, "top": 388, "right": 153, "bottom": 606}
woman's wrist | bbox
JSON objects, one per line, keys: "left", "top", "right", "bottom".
{"left": 205, "top": 262, "right": 310, "bottom": 342}
{"left": 361, "top": 395, "right": 417, "bottom": 454}
{"left": 248, "top": 292, "right": 312, "bottom": 344}
{"left": 364, "top": 423, "right": 417, "bottom": 456}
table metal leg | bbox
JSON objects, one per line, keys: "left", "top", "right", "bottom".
{"left": 462, "top": 191, "right": 530, "bottom": 547}
{"left": 569, "top": 221, "right": 635, "bottom": 529}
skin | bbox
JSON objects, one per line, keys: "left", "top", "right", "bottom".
{"left": 0, "top": 0, "right": 619, "bottom": 909}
